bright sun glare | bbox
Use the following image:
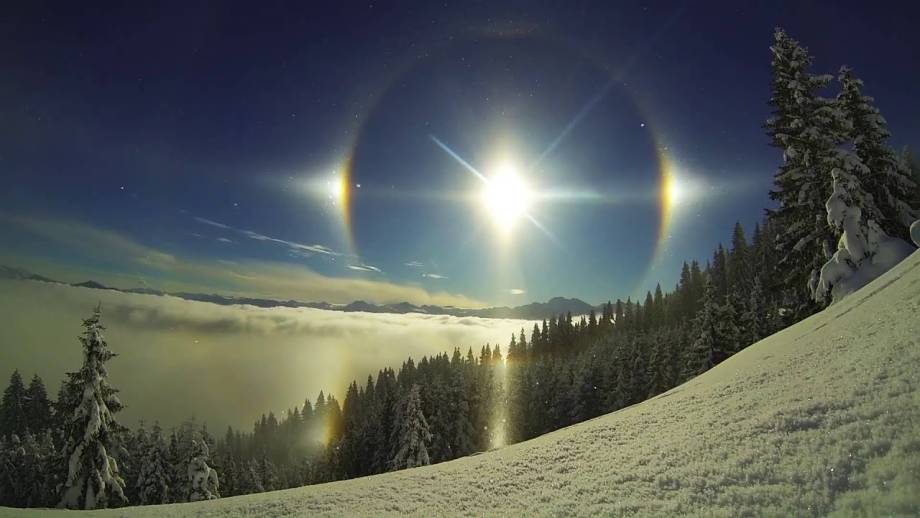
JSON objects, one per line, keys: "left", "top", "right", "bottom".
{"left": 666, "top": 174, "right": 683, "bottom": 207}
{"left": 327, "top": 175, "right": 346, "bottom": 205}
{"left": 482, "top": 162, "right": 532, "bottom": 233}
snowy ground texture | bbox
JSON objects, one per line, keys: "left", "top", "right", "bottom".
{"left": 6, "top": 251, "right": 920, "bottom": 517}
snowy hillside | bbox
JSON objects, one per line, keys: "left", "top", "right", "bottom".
{"left": 5, "top": 251, "right": 919, "bottom": 517}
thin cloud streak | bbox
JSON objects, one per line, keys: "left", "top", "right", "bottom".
{"left": 194, "top": 216, "right": 339, "bottom": 257}
{"left": 348, "top": 264, "right": 383, "bottom": 273}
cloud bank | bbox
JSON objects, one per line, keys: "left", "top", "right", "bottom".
{"left": 0, "top": 280, "right": 529, "bottom": 432}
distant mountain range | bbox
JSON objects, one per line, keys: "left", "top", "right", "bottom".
{"left": 0, "top": 265, "right": 597, "bottom": 320}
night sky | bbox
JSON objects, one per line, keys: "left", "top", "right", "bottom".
{"left": 3, "top": 1, "right": 919, "bottom": 307}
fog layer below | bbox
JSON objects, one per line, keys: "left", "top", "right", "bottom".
{"left": 0, "top": 280, "right": 529, "bottom": 431}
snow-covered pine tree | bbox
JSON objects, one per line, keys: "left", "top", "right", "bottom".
{"left": 24, "top": 374, "right": 52, "bottom": 435}
{"left": 765, "top": 28, "right": 841, "bottom": 312}
{"left": 0, "top": 370, "right": 27, "bottom": 439}
{"left": 217, "top": 427, "right": 239, "bottom": 496}
{"left": 814, "top": 167, "right": 914, "bottom": 302}
{"left": 0, "top": 436, "right": 6, "bottom": 504}
{"left": 742, "top": 277, "right": 768, "bottom": 345}
{"left": 685, "top": 277, "right": 742, "bottom": 377}
{"left": 447, "top": 363, "right": 475, "bottom": 459}
{"left": 613, "top": 338, "right": 643, "bottom": 407}
{"left": 2, "top": 434, "right": 28, "bottom": 507}
{"left": 10, "top": 430, "right": 58, "bottom": 508}
{"left": 340, "top": 381, "right": 363, "bottom": 478}
{"left": 717, "top": 293, "right": 744, "bottom": 356}
{"left": 136, "top": 424, "right": 170, "bottom": 505}
{"left": 238, "top": 458, "right": 264, "bottom": 494}
{"left": 187, "top": 439, "right": 219, "bottom": 501}
{"left": 58, "top": 305, "right": 127, "bottom": 510}
{"left": 17, "top": 432, "right": 51, "bottom": 508}
{"left": 52, "top": 374, "right": 81, "bottom": 444}
{"left": 257, "top": 455, "right": 277, "bottom": 492}
{"left": 390, "top": 384, "right": 432, "bottom": 470}
{"left": 165, "top": 430, "right": 184, "bottom": 502}
{"left": 903, "top": 148, "right": 920, "bottom": 210}
{"left": 121, "top": 422, "right": 148, "bottom": 504}
{"left": 727, "top": 222, "right": 751, "bottom": 292}
{"left": 645, "top": 331, "right": 673, "bottom": 397}
{"left": 371, "top": 370, "right": 397, "bottom": 475}
{"left": 837, "top": 67, "right": 919, "bottom": 241}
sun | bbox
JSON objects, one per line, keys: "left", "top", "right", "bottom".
{"left": 665, "top": 172, "right": 684, "bottom": 208}
{"left": 327, "top": 175, "right": 346, "bottom": 205}
{"left": 481, "top": 162, "right": 533, "bottom": 234}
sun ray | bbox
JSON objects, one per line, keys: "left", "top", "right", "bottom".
{"left": 429, "top": 135, "right": 488, "bottom": 183}
{"left": 530, "top": 78, "right": 617, "bottom": 171}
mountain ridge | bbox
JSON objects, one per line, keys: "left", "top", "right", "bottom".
{"left": 0, "top": 265, "right": 597, "bottom": 321}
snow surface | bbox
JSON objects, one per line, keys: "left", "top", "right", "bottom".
{"left": 5, "top": 251, "right": 920, "bottom": 517}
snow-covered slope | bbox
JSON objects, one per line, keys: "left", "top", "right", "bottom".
{"left": 6, "top": 251, "right": 919, "bottom": 517}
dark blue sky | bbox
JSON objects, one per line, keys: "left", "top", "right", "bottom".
{"left": 2, "top": 1, "right": 918, "bottom": 306}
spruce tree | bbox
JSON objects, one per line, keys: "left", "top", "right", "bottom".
{"left": 903, "top": 148, "right": 920, "bottom": 210}
{"left": 447, "top": 366, "right": 475, "bottom": 458}
{"left": 239, "top": 459, "right": 264, "bottom": 494}
{"left": 686, "top": 281, "right": 719, "bottom": 378}
{"left": 728, "top": 222, "right": 751, "bottom": 292}
{"left": 742, "top": 277, "right": 768, "bottom": 344}
{"left": 837, "top": 66, "right": 918, "bottom": 241}
{"left": 390, "top": 384, "right": 431, "bottom": 470}
{"left": 0, "top": 370, "right": 26, "bottom": 439}
{"left": 715, "top": 293, "right": 744, "bottom": 357}
{"left": 3, "top": 434, "right": 28, "bottom": 507}
{"left": 765, "top": 28, "right": 840, "bottom": 312}
{"left": 35, "top": 430, "right": 58, "bottom": 507}
{"left": 136, "top": 424, "right": 170, "bottom": 505}
{"left": 257, "top": 455, "right": 277, "bottom": 492}
{"left": 187, "top": 439, "right": 219, "bottom": 501}
{"left": 58, "top": 306, "right": 127, "bottom": 510}
{"left": 24, "top": 375, "right": 52, "bottom": 435}
{"left": 165, "top": 430, "right": 184, "bottom": 502}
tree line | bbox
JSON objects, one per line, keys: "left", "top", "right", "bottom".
{"left": 1, "top": 28, "right": 917, "bottom": 509}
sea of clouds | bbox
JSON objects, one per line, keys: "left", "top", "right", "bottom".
{"left": 0, "top": 280, "right": 530, "bottom": 432}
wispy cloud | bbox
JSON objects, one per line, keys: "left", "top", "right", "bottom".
{"left": 240, "top": 229, "right": 338, "bottom": 257}
{"left": 1, "top": 213, "right": 487, "bottom": 307}
{"left": 422, "top": 273, "right": 448, "bottom": 279}
{"left": 194, "top": 216, "right": 339, "bottom": 257}
{"left": 216, "top": 237, "right": 235, "bottom": 244}
{"left": 0, "top": 212, "right": 177, "bottom": 270}
{"left": 347, "top": 264, "right": 382, "bottom": 273}
{"left": 194, "top": 217, "right": 231, "bottom": 230}
{"left": 509, "top": 288, "right": 526, "bottom": 295}
{"left": 405, "top": 261, "right": 423, "bottom": 268}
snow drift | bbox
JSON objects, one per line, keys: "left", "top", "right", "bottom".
{"left": 4, "top": 251, "right": 919, "bottom": 517}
